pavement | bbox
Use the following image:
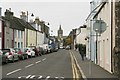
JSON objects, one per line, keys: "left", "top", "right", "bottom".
{"left": 71, "top": 50, "right": 119, "bottom": 80}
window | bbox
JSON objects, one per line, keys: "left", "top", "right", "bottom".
{"left": 18, "top": 30, "right": 20, "bottom": 38}
{"left": 21, "top": 31, "right": 23, "bottom": 38}
{"left": 18, "top": 42, "right": 20, "bottom": 48}
{"left": 14, "top": 42, "right": 17, "bottom": 48}
{"left": 14, "top": 30, "right": 17, "bottom": 38}
{"left": 21, "top": 42, "right": 23, "bottom": 48}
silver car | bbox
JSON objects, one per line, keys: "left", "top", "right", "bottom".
{"left": 2, "top": 48, "right": 19, "bottom": 63}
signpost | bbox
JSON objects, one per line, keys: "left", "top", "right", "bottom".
{"left": 93, "top": 19, "right": 107, "bottom": 64}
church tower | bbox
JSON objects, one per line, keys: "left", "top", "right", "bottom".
{"left": 58, "top": 25, "right": 63, "bottom": 38}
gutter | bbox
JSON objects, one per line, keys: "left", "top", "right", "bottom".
{"left": 86, "top": 2, "right": 106, "bottom": 21}
{"left": 93, "top": 2, "right": 106, "bottom": 19}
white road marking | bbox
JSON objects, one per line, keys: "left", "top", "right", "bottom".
{"left": 25, "top": 64, "right": 34, "bottom": 68}
{"left": 30, "top": 75, "right": 36, "bottom": 79}
{"left": 46, "top": 76, "right": 50, "bottom": 80}
{"left": 18, "top": 77, "right": 22, "bottom": 79}
{"left": 38, "top": 75, "right": 42, "bottom": 79}
{"left": 55, "top": 77, "right": 58, "bottom": 79}
{"left": 42, "top": 58, "right": 46, "bottom": 61}
{"left": 35, "top": 60, "right": 41, "bottom": 64}
{"left": 26, "top": 75, "right": 31, "bottom": 79}
{"left": 18, "top": 76, "right": 26, "bottom": 79}
{"left": 7, "top": 69, "right": 21, "bottom": 76}
{"left": 61, "top": 77, "right": 64, "bottom": 79}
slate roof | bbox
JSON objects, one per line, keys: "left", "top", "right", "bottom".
{"left": 4, "top": 16, "right": 36, "bottom": 31}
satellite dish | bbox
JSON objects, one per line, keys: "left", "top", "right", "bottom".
{"left": 93, "top": 20, "right": 107, "bottom": 34}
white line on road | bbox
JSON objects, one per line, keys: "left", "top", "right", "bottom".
{"left": 25, "top": 64, "right": 34, "bottom": 68}
{"left": 35, "top": 60, "right": 41, "bottom": 64}
{"left": 46, "top": 76, "right": 50, "bottom": 80}
{"left": 38, "top": 75, "right": 42, "bottom": 79}
{"left": 7, "top": 69, "right": 21, "bottom": 76}
{"left": 18, "top": 76, "right": 26, "bottom": 79}
{"left": 42, "top": 58, "right": 46, "bottom": 61}
{"left": 61, "top": 77, "right": 64, "bottom": 79}
{"left": 30, "top": 75, "right": 36, "bottom": 79}
{"left": 55, "top": 77, "right": 58, "bottom": 79}
{"left": 26, "top": 75, "right": 31, "bottom": 79}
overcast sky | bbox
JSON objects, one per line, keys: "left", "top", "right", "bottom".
{"left": 0, "top": 0, "right": 91, "bottom": 36}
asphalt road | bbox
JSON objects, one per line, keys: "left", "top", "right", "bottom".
{"left": 2, "top": 49, "right": 73, "bottom": 79}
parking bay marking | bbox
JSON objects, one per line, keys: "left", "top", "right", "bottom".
{"left": 42, "top": 58, "right": 46, "bottom": 61}
{"left": 35, "top": 60, "right": 41, "bottom": 64}
{"left": 7, "top": 69, "right": 21, "bottom": 76}
{"left": 25, "top": 64, "right": 34, "bottom": 68}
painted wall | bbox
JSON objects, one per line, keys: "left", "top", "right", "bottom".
{"left": 14, "top": 29, "right": 25, "bottom": 48}
{"left": 76, "top": 28, "right": 87, "bottom": 45}
{"left": 96, "top": 2, "right": 112, "bottom": 73}
{"left": 28, "top": 29, "right": 36, "bottom": 46}
{"left": 37, "top": 32, "right": 44, "bottom": 46}
{"left": 4, "top": 21, "right": 13, "bottom": 48}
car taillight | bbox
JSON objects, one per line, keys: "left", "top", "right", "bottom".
{"left": 9, "top": 52, "right": 12, "bottom": 55}
{"left": 18, "top": 52, "right": 22, "bottom": 54}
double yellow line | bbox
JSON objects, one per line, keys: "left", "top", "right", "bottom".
{"left": 70, "top": 51, "right": 79, "bottom": 80}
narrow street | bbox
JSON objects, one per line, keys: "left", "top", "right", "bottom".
{"left": 2, "top": 49, "right": 82, "bottom": 79}
{"left": 1, "top": 1, "right": 120, "bottom": 79}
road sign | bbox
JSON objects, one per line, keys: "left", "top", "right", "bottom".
{"left": 93, "top": 20, "right": 107, "bottom": 34}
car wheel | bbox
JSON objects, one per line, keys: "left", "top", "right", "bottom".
{"left": 5, "top": 57, "right": 8, "bottom": 64}
{"left": 12, "top": 57, "right": 14, "bottom": 63}
{"left": 22, "top": 56, "right": 25, "bottom": 60}
{"left": 26, "top": 55, "right": 28, "bottom": 59}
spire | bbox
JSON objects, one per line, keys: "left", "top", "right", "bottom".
{"left": 59, "top": 24, "right": 62, "bottom": 30}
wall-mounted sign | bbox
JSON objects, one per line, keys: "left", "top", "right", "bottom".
{"left": 93, "top": 20, "right": 107, "bottom": 34}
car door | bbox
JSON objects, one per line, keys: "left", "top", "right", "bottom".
{"left": 12, "top": 49, "right": 18, "bottom": 60}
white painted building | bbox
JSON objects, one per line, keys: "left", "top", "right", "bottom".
{"left": 94, "top": 1, "right": 112, "bottom": 73}
{"left": 14, "top": 30, "right": 25, "bottom": 48}
{"left": 86, "top": 0, "right": 113, "bottom": 73}
{"left": 75, "top": 28, "right": 87, "bottom": 45}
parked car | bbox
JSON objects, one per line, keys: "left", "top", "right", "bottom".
{"left": 54, "top": 46, "right": 59, "bottom": 52}
{"left": 48, "top": 45, "right": 54, "bottom": 53}
{"left": 1, "top": 48, "right": 19, "bottom": 63}
{"left": 25, "top": 48, "right": 35, "bottom": 58}
{"left": 14, "top": 48, "right": 28, "bottom": 60}
{"left": 0, "top": 50, "right": 8, "bottom": 64}
{"left": 29, "top": 46, "right": 40, "bottom": 56}
{"left": 40, "top": 44, "right": 49, "bottom": 54}
{"left": 39, "top": 47, "right": 45, "bottom": 55}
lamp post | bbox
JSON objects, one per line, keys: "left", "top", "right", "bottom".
{"left": 26, "top": 11, "right": 34, "bottom": 47}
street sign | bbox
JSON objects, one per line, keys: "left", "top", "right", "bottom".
{"left": 93, "top": 20, "right": 107, "bottom": 34}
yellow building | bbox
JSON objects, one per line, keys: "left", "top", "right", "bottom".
{"left": 28, "top": 29, "right": 36, "bottom": 47}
